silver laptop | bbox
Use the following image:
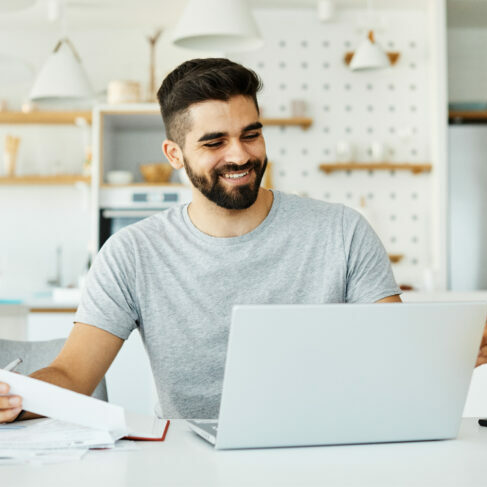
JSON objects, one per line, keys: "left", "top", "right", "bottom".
{"left": 187, "top": 302, "right": 487, "bottom": 450}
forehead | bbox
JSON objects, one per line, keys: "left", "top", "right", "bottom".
{"left": 186, "top": 95, "right": 259, "bottom": 138}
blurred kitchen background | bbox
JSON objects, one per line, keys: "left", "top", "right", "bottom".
{"left": 1, "top": 0, "right": 487, "bottom": 415}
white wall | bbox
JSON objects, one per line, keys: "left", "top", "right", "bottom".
{"left": 0, "top": 185, "right": 91, "bottom": 296}
{"left": 0, "top": 3, "right": 446, "bottom": 296}
{"left": 447, "top": 27, "right": 487, "bottom": 102}
{"left": 234, "top": 6, "right": 440, "bottom": 290}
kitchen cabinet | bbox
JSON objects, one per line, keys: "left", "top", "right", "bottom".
{"left": 0, "top": 305, "right": 28, "bottom": 341}
{"left": 448, "top": 124, "right": 487, "bottom": 290}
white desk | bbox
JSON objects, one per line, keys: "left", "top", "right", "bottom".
{"left": 3, "top": 419, "right": 487, "bottom": 486}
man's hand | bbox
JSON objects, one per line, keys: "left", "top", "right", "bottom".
{"left": 1, "top": 324, "right": 123, "bottom": 423}
{"left": 476, "top": 321, "right": 487, "bottom": 367}
{"left": 0, "top": 381, "right": 22, "bottom": 423}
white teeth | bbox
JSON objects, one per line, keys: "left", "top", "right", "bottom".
{"left": 224, "top": 171, "right": 249, "bottom": 179}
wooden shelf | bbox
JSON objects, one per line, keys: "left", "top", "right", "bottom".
{"left": 101, "top": 182, "right": 183, "bottom": 187}
{"left": 319, "top": 163, "right": 432, "bottom": 174}
{"left": 30, "top": 307, "right": 78, "bottom": 313}
{"left": 0, "top": 111, "right": 92, "bottom": 125}
{"left": 449, "top": 111, "right": 487, "bottom": 123}
{"left": 261, "top": 117, "right": 312, "bottom": 129}
{"left": 0, "top": 175, "right": 90, "bottom": 185}
{"left": 0, "top": 111, "right": 310, "bottom": 129}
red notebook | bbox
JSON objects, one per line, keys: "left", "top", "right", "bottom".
{"left": 123, "top": 414, "right": 170, "bottom": 441}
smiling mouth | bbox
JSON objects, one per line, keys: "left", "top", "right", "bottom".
{"left": 223, "top": 170, "right": 249, "bottom": 179}
{"left": 219, "top": 168, "right": 253, "bottom": 182}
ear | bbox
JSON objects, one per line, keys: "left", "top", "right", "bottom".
{"left": 162, "top": 140, "right": 184, "bottom": 170}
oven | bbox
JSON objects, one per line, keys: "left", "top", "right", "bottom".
{"left": 97, "top": 186, "right": 192, "bottom": 250}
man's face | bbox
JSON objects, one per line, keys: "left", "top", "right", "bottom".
{"left": 181, "top": 95, "right": 267, "bottom": 210}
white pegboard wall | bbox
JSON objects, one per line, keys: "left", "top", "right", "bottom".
{"left": 232, "top": 7, "right": 433, "bottom": 289}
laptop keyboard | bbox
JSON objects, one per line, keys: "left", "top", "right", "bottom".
{"left": 192, "top": 420, "right": 218, "bottom": 435}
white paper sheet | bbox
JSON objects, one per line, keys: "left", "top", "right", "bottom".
{"left": 0, "top": 369, "right": 127, "bottom": 439}
{"left": 0, "top": 418, "right": 116, "bottom": 450}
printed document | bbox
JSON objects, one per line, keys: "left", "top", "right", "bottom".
{"left": 0, "top": 369, "right": 127, "bottom": 439}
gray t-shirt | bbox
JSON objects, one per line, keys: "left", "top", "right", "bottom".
{"left": 75, "top": 191, "right": 400, "bottom": 418}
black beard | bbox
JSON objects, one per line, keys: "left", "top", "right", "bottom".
{"left": 183, "top": 156, "right": 268, "bottom": 210}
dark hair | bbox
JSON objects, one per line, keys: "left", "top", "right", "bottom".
{"left": 157, "top": 58, "right": 263, "bottom": 147}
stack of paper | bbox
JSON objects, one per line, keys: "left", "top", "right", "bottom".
{"left": 0, "top": 369, "right": 169, "bottom": 464}
{"left": 0, "top": 419, "right": 117, "bottom": 450}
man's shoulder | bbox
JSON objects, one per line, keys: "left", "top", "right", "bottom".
{"left": 278, "top": 191, "right": 347, "bottom": 220}
{"left": 104, "top": 205, "right": 185, "bottom": 249}
{"left": 275, "top": 192, "right": 366, "bottom": 237}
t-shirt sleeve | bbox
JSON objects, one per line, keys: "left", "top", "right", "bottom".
{"left": 74, "top": 230, "right": 139, "bottom": 340}
{"left": 342, "top": 206, "right": 402, "bottom": 303}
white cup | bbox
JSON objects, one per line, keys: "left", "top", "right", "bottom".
{"left": 336, "top": 140, "right": 354, "bottom": 163}
{"left": 290, "top": 99, "right": 307, "bottom": 118}
{"left": 368, "top": 141, "right": 386, "bottom": 163}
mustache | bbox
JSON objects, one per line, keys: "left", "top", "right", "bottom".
{"left": 216, "top": 158, "right": 264, "bottom": 175}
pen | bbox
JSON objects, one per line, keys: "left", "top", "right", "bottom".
{"left": 3, "top": 358, "right": 22, "bottom": 372}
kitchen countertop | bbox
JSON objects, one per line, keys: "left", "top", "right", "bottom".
{"left": 0, "top": 292, "right": 79, "bottom": 313}
{"left": 402, "top": 291, "right": 487, "bottom": 302}
{"left": 2, "top": 290, "right": 486, "bottom": 314}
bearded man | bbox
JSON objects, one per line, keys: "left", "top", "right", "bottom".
{"left": 0, "top": 58, "right": 402, "bottom": 422}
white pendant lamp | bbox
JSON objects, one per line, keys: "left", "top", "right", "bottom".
{"left": 172, "top": 0, "right": 263, "bottom": 52}
{"left": 349, "top": 30, "right": 390, "bottom": 72}
{"left": 29, "top": 38, "right": 94, "bottom": 101}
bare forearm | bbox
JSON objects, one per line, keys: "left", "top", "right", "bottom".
{"left": 17, "top": 366, "right": 80, "bottom": 421}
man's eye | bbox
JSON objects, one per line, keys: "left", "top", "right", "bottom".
{"left": 243, "top": 133, "right": 259, "bottom": 140}
{"left": 204, "top": 141, "right": 223, "bottom": 148}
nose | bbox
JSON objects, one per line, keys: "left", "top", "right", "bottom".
{"left": 223, "top": 139, "right": 249, "bottom": 165}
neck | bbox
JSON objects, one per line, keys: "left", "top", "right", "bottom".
{"left": 187, "top": 188, "right": 274, "bottom": 238}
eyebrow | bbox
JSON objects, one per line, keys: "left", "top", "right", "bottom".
{"left": 197, "top": 121, "right": 263, "bottom": 143}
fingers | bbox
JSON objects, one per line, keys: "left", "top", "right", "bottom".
{"left": 475, "top": 348, "right": 487, "bottom": 367}
{"left": 0, "top": 382, "right": 22, "bottom": 423}
{"left": 0, "top": 405, "right": 22, "bottom": 423}
{"left": 0, "top": 394, "right": 21, "bottom": 408}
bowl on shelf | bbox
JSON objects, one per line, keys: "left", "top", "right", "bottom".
{"left": 106, "top": 170, "right": 133, "bottom": 184}
{"left": 139, "top": 163, "right": 173, "bottom": 183}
